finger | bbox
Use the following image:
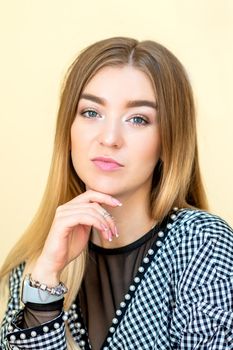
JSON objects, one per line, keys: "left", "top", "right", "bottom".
{"left": 69, "top": 190, "right": 122, "bottom": 207}
{"left": 56, "top": 202, "right": 108, "bottom": 214}
{"left": 56, "top": 203, "right": 118, "bottom": 239}
{"left": 73, "top": 213, "right": 113, "bottom": 241}
{"left": 54, "top": 211, "right": 113, "bottom": 241}
{"left": 77, "top": 203, "right": 117, "bottom": 239}
{"left": 100, "top": 209, "right": 118, "bottom": 238}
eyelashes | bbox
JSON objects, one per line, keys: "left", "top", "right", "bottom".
{"left": 127, "top": 116, "right": 149, "bottom": 126}
{"left": 80, "top": 108, "right": 150, "bottom": 127}
{"left": 81, "top": 109, "right": 100, "bottom": 119}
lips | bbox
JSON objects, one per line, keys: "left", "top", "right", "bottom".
{"left": 91, "top": 157, "right": 124, "bottom": 171}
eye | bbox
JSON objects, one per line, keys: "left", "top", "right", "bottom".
{"left": 128, "top": 116, "right": 149, "bottom": 126}
{"left": 81, "top": 109, "right": 101, "bottom": 119}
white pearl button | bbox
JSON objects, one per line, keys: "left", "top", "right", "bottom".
{"left": 31, "top": 331, "right": 37, "bottom": 337}
{"left": 80, "top": 328, "right": 85, "bottom": 334}
{"left": 134, "top": 277, "right": 140, "bottom": 283}
{"left": 148, "top": 249, "right": 154, "bottom": 255}
{"left": 112, "top": 318, "right": 118, "bottom": 324}
{"left": 43, "top": 326, "right": 49, "bottom": 332}
{"left": 107, "top": 337, "right": 112, "bottom": 342}
{"left": 20, "top": 333, "right": 26, "bottom": 339}
{"left": 8, "top": 325, "right": 13, "bottom": 332}
{"left": 129, "top": 285, "right": 136, "bottom": 291}
{"left": 143, "top": 257, "right": 149, "bottom": 263}
{"left": 80, "top": 340, "right": 85, "bottom": 346}
{"left": 10, "top": 335, "right": 16, "bottom": 341}
{"left": 167, "top": 223, "right": 172, "bottom": 229}
{"left": 120, "top": 302, "right": 126, "bottom": 307}
{"left": 116, "top": 310, "right": 122, "bottom": 316}
{"left": 158, "top": 231, "right": 164, "bottom": 237}
{"left": 138, "top": 266, "right": 144, "bottom": 272}
{"left": 54, "top": 322, "right": 60, "bottom": 329}
{"left": 156, "top": 240, "right": 162, "bottom": 246}
{"left": 62, "top": 314, "right": 68, "bottom": 321}
{"left": 109, "top": 327, "right": 115, "bottom": 333}
{"left": 125, "top": 294, "right": 131, "bottom": 300}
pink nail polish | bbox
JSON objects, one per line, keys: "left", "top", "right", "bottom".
{"left": 114, "top": 227, "right": 119, "bottom": 237}
{"left": 111, "top": 198, "right": 122, "bottom": 206}
{"left": 100, "top": 224, "right": 108, "bottom": 231}
{"left": 108, "top": 231, "right": 112, "bottom": 242}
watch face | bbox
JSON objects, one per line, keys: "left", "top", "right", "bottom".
{"left": 54, "top": 282, "right": 68, "bottom": 296}
{"left": 55, "top": 286, "right": 64, "bottom": 296}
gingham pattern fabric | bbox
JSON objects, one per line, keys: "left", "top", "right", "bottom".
{"left": 1, "top": 209, "right": 233, "bottom": 349}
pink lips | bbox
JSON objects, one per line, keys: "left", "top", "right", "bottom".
{"left": 92, "top": 157, "right": 124, "bottom": 171}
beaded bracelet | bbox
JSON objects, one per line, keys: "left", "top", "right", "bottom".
{"left": 28, "top": 274, "right": 68, "bottom": 296}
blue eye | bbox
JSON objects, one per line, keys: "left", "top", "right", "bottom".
{"left": 82, "top": 109, "right": 100, "bottom": 118}
{"left": 129, "top": 116, "right": 148, "bottom": 126}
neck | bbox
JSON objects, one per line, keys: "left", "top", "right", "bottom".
{"left": 91, "top": 191, "right": 155, "bottom": 248}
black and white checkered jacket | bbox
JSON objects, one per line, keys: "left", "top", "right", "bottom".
{"left": 1, "top": 209, "right": 233, "bottom": 349}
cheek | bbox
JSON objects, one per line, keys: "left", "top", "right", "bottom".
{"left": 71, "top": 118, "right": 97, "bottom": 149}
{"left": 133, "top": 132, "right": 161, "bottom": 166}
{"left": 70, "top": 122, "right": 83, "bottom": 166}
{"left": 70, "top": 121, "right": 86, "bottom": 153}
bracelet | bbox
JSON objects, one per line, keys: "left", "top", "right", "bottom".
{"left": 21, "top": 274, "right": 68, "bottom": 304}
{"left": 28, "top": 274, "right": 68, "bottom": 296}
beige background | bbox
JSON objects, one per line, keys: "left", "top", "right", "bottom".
{"left": 0, "top": 0, "right": 232, "bottom": 266}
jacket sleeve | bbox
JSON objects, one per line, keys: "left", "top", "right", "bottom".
{"left": 178, "top": 276, "right": 233, "bottom": 349}
{"left": 0, "top": 264, "right": 67, "bottom": 350}
{"left": 176, "top": 218, "right": 233, "bottom": 349}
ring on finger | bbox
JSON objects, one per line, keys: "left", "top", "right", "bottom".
{"left": 102, "top": 211, "right": 112, "bottom": 219}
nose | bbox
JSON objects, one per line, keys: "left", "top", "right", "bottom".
{"left": 98, "top": 118, "right": 123, "bottom": 148}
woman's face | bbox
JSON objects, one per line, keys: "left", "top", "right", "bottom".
{"left": 71, "top": 65, "right": 161, "bottom": 200}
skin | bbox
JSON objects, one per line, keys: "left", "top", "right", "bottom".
{"left": 31, "top": 65, "right": 161, "bottom": 286}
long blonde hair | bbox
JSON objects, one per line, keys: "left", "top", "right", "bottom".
{"left": 0, "top": 37, "right": 207, "bottom": 348}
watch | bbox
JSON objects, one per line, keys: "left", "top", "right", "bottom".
{"left": 21, "top": 274, "right": 67, "bottom": 304}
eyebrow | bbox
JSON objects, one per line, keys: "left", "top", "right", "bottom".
{"left": 80, "top": 93, "right": 158, "bottom": 110}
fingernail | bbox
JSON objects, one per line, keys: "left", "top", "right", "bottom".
{"left": 108, "top": 231, "right": 112, "bottom": 242}
{"left": 100, "top": 224, "right": 108, "bottom": 231}
{"left": 114, "top": 226, "right": 119, "bottom": 237}
{"left": 111, "top": 198, "right": 122, "bottom": 206}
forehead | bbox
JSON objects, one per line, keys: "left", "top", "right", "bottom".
{"left": 81, "top": 65, "right": 157, "bottom": 102}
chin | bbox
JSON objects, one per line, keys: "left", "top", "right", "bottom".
{"left": 85, "top": 180, "right": 122, "bottom": 196}
{"left": 89, "top": 185, "right": 119, "bottom": 196}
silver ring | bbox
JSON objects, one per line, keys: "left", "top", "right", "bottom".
{"left": 102, "top": 211, "right": 111, "bottom": 219}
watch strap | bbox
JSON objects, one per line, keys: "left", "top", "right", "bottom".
{"left": 22, "top": 275, "right": 64, "bottom": 304}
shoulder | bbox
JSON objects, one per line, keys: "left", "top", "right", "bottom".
{"left": 173, "top": 208, "right": 233, "bottom": 242}
{"left": 175, "top": 207, "right": 231, "bottom": 227}
{"left": 169, "top": 209, "right": 233, "bottom": 287}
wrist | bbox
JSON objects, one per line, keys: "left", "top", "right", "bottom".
{"left": 22, "top": 275, "right": 67, "bottom": 305}
{"left": 31, "top": 257, "right": 61, "bottom": 287}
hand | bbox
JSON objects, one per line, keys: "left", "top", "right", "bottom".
{"left": 31, "top": 190, "right": 121, "bottom": 285}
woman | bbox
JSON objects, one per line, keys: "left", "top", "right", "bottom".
{"left": 0, "top": 37, "right": 232, "bottom": 350}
